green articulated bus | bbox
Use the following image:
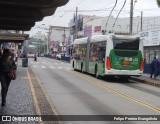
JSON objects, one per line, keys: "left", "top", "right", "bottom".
{"left": 71, "top": 34, "right": 144, "bottom": 80}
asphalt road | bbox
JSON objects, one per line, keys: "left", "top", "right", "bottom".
{"left": 29, "top": 57, "right": 160, "bottom": 124}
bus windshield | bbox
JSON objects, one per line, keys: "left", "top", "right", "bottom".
{"left": 113, "top": 37, "right": 139, "bottom": 50}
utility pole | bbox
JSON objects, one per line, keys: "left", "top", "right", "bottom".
{"left": 63, "top": 27, "right": 66, "bottom": 53}
{"left": 75, "top": 7, "right": 78, "bottom": 40}
{"left": 47, "top": 27, "right": 51, "bottom": 53}
{"left": 141, "top": 11, "right": 143, "bottom": 31}
{"left": 130, "top": 0, "right": 134, "bottom": 34}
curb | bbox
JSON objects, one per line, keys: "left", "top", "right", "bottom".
{"left": 130, "top": 77, "right": 160, "bottom": 88}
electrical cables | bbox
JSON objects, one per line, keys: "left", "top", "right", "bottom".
{"left": 105, "top": 0, "right": 118, "bottom": 29}
{"left": 112, "top": 0, "right": 126, "bottom": 31}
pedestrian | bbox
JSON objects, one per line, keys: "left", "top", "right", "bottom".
{"left": 11, "top": 52, "right": 15, "bottom": 62}
{"left": 15, "top": 52, "right": 18, "bottom": 62}
{"left": 150, "top": 59, "right": 154, "bottom": 78}
{"left": 150, "top": 57, "right": 159, "bottom": 79}
{"left": 34, "top": 53, "right": 37, "bottom": 62}
{"left": 155, "top": 60, "right": 160, "bottom": 77}
{"left": 0, "top": 49, "right": 17, "bottom": 106}
{"left": 0, "top": 49, "right": 2, "bottom": 59}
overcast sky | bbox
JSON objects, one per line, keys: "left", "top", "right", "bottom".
{"left": 27, "top": 0, "right": 160, "bottom": 36}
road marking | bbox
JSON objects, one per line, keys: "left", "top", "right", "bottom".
{"left": 26, "top": 69, "right": 42, "bottom": 116}
{"left": 34, "top": 75, "right": 62, "bottom": 123}
{"left": 69, "top": 70, "right": 160, "bottom": 113}
{"left": 21, "top": 77, "right": 36, "bottom": 80}
{"left": 31, "top": 63, "right": 71, "bottom": 70}
{"left": 41, "top": 66, "right": 46, "bottom": 68}
{"left": 50, "top": 66, "right": 55, "bottom": 69}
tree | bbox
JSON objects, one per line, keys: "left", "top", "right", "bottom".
{"left": 156, "top": 0, "right": 160, "bottom": 7}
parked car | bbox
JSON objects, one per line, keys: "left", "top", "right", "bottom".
{"left": 28, "top": 54, "right": 34, "bottom": 58}
{"left": 56, "top": 53, "right": 64, "bottom": 59}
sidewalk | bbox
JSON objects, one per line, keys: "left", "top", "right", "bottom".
{"left": 131, "top": 73, "right": 160, "bottom": 88}
{"left": 0, "top": 59, "right": 59, "bottom": 124}
{"left": 0, "top": 62, "right": 36, "bottom": 123}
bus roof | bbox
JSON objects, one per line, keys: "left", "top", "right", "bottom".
{"left": 113, "top": 34, "right": 139, "bottom": 39}
{"left": 91, "top": 35, "right": 108, "bottom": 42}
{"left": 72, "top": 37, "right": 88, "bottom": 45}
{"left": 72, "top": 34, "right": 140, "bottom": 45}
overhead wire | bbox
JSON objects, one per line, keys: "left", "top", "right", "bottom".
{"left": 112, "top": 0, "right": 127, "bottom": 31}
{"left": 105, "top": 0, "right": 118, "bottom": 29}
{"left": 58, "top": 0, "right": 85, "bottom": 18}
{"left": 49, "top": 0, "right": 86, "bottom": 27}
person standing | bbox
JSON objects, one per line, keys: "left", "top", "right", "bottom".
{"left": 150, "top": 57, "right": 159, "bottom": 79}
{"left": 34, "top": 53, "right": 37, "bottom": 62}
{"left": 0, "top": 49, "right": 2, "bottom": 59}
{"left": 0, "top": 49, "right": 17, "bottom": 106}
{"left": 155, "top": 59, "right": 160, "bottom": 78}
{"left": 15, "top": 52, "right": 18, "bottom": 62}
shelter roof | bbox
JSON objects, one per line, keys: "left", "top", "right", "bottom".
{"left": 0, "top": 0, "right": 69, "bottom": 31}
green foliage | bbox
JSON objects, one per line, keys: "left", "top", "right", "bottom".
{"left": 157, "top": 0, "right": 160, "bottom": 7}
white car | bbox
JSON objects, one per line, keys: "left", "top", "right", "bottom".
{"left": 28, "top": 54, "right": 34, "bottom": 58}
{"left": 56, "top": 53, "right": 63, "bottom": 59}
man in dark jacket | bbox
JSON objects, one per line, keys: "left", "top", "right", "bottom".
{"left": 150, "top": 57, "right": 159, "bottom": 79}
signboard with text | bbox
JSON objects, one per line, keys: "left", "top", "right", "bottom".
{"left": 139, "top": 27, "right": 160, "bottom": 46}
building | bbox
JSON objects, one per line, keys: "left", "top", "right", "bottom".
{"left": 69, "top": 14, "right": 160, "bottom": 72}
{"left": 69, "top": 14, "right": 160, "bottom": 39}
{"left": 49, "top": 26, "right": 70, "bottom": 53}
{"left": 139, "top": 28, "right": 160, "bottom": 63}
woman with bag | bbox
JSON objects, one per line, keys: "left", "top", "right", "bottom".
{"left": 0, "top": 49, "right": 17, "bottom": 106}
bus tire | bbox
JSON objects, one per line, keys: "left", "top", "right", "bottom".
{"left": 95, "top": 66, "right": 99, "bottom": 79}
{"left": 72, "top": 61, "right": 75, "bottom": 70}
{"left": 81, "top": 63, "right": 84, "bottom": 73}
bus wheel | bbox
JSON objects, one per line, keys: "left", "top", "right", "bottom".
{"left": 95, "top": 66, "right": 99, "bottom": 79}
{"left": 72, "top": 61, "right": 74, "bottom": 68}
{"left": 72, "top": 61, "right": 75, "bottom": 70}
{"left": 81, "top": 64, "right": 84, "bottom": 73}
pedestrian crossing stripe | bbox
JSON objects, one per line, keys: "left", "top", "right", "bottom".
{"left": 30, "top": 61, "right": 68, "bottom": 65}
{"left": 41, "top": 66, "right": 46, "bottom": 68}
{"left": 32, "top": 65, "right": 72, "bottom": 70}
{"left": 50, "top": 66, "right": 55, "bottom": 68}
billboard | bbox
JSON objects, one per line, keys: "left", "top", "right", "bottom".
{"left": 139, "top": 27, "right": 160, "bottom": 46}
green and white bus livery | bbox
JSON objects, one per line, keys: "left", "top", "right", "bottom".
{"left": 71, "top": 34, "right": 144, "bottom": 79}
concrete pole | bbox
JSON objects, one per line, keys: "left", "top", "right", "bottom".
{"left": 47, "top": 28, "right": 50, "bottom": 53}
{"left": 63, "top": 27, "right": 66, "bottom": 53}
{"left": 130, "top": 0, "right": 133, "bottom": 34}
{"left": 86, "top": 37, "right": 90, "bottom": 73}
{"left": 75, "top": 7, "right": 78, "bottom": 39}
{"left": 141, "top": 11, "right": 143, "bottom": 31}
